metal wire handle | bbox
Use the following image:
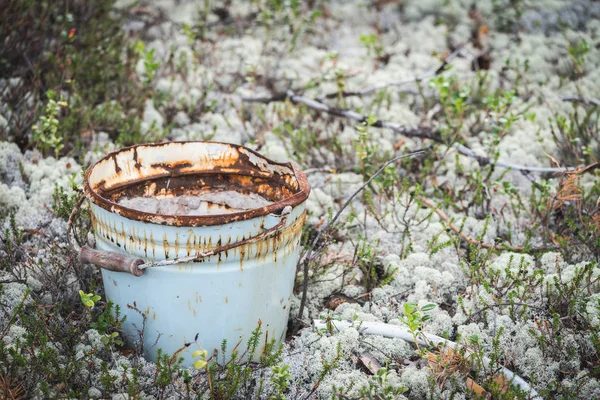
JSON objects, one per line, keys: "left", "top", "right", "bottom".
{"left": 68, "top": 194, "right": 292, "bottom": 277}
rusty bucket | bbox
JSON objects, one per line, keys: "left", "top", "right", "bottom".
{"left": 80, "top": 141, "right": 310, "bottom": 365}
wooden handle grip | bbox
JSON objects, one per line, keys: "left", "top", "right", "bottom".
{"left": 79, "top": 246, "right": 145, "bottom": 277}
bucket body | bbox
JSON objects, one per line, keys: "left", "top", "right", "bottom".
{"left": 84, "top": 142, "right": 310, "bottom": 365}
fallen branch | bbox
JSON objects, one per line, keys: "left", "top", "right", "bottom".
{"left": 243, "top": 91, "right": 440, "bottom": 140}
{"left": 316, "top": 43, "right": 466, "bottom": 100}
{"left": 313, "top": 319, "right": 542, "bottom": 400}
{"left": 243, "top": 92, "right": 581, "bottom": 175}
{"left": 561, "top": 95, "right": 600, "bottom": 107}
{"left": 453, "top": 144, "right": 577, "bottom": 174}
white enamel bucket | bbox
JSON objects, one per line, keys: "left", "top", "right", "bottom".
{"left": 80, "top": 142, "right": 310, "bottom": 365}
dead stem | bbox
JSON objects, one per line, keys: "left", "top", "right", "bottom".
{"left": 242, "top": 92, "right": 589, "bottom": 175}
{"left": 296, "top": 147, "right": 430, "bottom": 322}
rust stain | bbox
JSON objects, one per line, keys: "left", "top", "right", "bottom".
{"left": 132, "top": 147, "right": 142, "bottom": 169}
{"left": 86, "top": 142, "right": 311, "bottom": 275}
{"left": 163, "top": 233, "right": 170, "bottom": 259}
{"left": 186, "top": 230, "right": 194, "bottom": 256}
{"left": 121, "top": 221, "right": 126, "bottom": 250}
{"left": 239, "top": 246, "right": 245, "bottom": 271}
{"left": 174, "top": 232, "right": 180, "bottom": 258}
{"left": 91, "top": 208, "right": 306, "bottom": 270}
{"left": 112, "top": 154, "right": 121, "bottom": 174}
{"left": 84, "top": 142, "right": 310, "bottom": 227}
{"left": 143, "top": 229, "right": 148, "bottom": 257}
{"left": 186, "top": 300, "right": 197, "bottom": 317}
{"left": 129, "top": 225, "right": 136, "bottom": 251}
{"left": 150, "top": 231, "right": 155, "bottom": 259}
{"left": 225, "top": 296, "right": 229, "bottom": 304}
{"left": 150, "top": 160, "right": 193, "bottom": 172}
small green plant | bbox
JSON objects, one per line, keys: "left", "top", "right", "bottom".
{"left": 369, "top": 366, "right": 407, "bottom": 399}
{"left": 192, "top": 348, "right": 208, "bottom": 370}
{"left": 0, "top": 213, "right": 24, "bottom": 270}
{"left": 333, "top": 364, "right": 408, "bottom": 400}
{"left": 359, "top": 34, "right": 384, "bottom": 58}
{"left": 256, "top": 0, "right": 322, "bottom": 52}
{"left": 182, "top": 321, "right": 287, "bottom": 399}
{"left": 307, "top": 341, "right": 343, "bottom": 397}
{"left": 567, "top": 38, "right": 590, "bottom": 79}
{"left": 429, "top": 75, "right": 471, "bottom": 141}
{"left": 32, "top": 90, "right": 68, "bottom": 158}
{"left": 353, "top": 237, "right": 397, "bottom": 291}
{"left": 154, "top": 348, "right": 183, "bottom": 394}
{"left": 92, "top": 301, "right": 126, "bottom": 347}
{"left": 354, "top": 115, "right": 384, "bottom": 176}
{"left": 135, "top": 41, "right": 160, "bottom": 84}
{"left": 52, "top": 180, "right": 81, "bottom": 221}
{"left": 100, "top": 331, "right": 122, "bottom": 347}
{"left": 268, "top": 364, "right": 292, "bottom": 400}
{"left": 79, "top": 290, "right": 101, "bottom": 309}
{"left": 400, "top": 302, "right": 437, "bottom": 352}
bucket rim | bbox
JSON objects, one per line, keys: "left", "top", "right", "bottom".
{"left": 84, "top": 141, "right": 311, "bottom": 227}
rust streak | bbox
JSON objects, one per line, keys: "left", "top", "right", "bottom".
{"left": 163, "top": 233, "right": 170, "bottom": 259}
{"left": 133, "top": 147, "right": 142, "bottom": 169}
{"left": 112, "top": 154, "right": 121, "bottom": 174}
{"left": 174, "top": 232, "right": 180, "bottom": 258}
{"left": 150, "top": 232, "right": 155, "bottom": 259}
{"left": 84, "top": 142, "right": 310, "bottom": 227}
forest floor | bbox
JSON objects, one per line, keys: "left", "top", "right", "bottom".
{"left": 1, "top": 0, "right": 600, "bottom": 399}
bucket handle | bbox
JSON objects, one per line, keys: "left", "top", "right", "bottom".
{"left": 68, "top": 194, "right": 292, "bottom": 277}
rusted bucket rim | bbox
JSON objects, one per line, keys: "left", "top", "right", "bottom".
{"left": 84, "top": 141, "right": 310, "bottom": 227}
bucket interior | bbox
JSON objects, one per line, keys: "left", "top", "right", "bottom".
{"left": 85, "top": 142, "right": 310, "bottom": 225}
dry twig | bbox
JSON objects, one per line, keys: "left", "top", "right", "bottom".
{"left": 296, "top": 147, "right": 430, "bottom": 321}
{"left": 242, "top": 92, "right": 582, "bottom": 175}
{"left": 243, "top": 91, "right": 440, "bottom": 140}
{"left": 560, "top": 95, "right": 600, "bottom": 107}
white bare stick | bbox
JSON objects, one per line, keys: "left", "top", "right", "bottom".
{"left": 242, "top": 92, "right": 584, "bottom": 175}
{"left": 243, "top": 91, "right": 440, "bottom": 140}
{"left": 561, "top": 95, "right": 600, "bottom": 107}
{"left": 313, "top": 319, "right": 542, "bottom": 400}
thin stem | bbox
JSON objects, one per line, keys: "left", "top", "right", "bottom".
{"left": 296, "top": 147, "right": 430, "bottom": 321}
